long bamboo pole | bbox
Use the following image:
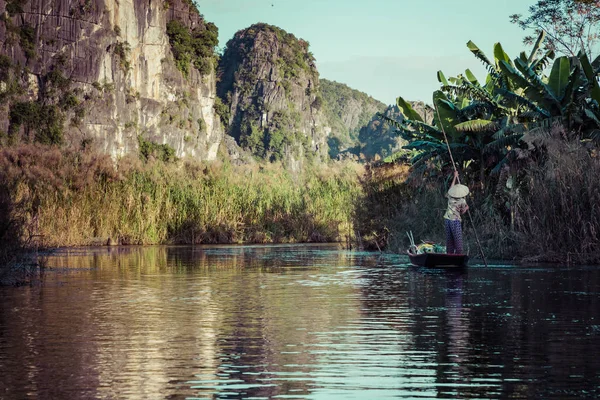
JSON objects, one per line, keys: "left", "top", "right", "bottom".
{"left": 435, "top": 106, "right": 489, "bottom": 267}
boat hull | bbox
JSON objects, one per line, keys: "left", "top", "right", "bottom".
{"left": 407, "top": 251, "right": 468, "bottom": 268}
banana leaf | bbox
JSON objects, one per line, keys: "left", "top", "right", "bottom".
{"left": 437, "top": 71, "right": 449, "bottom": 86}
{"left": 494, "top": 42, "right": 512, "bottom": 68}
{"left": 396, "top": 96, "right": 424, "bottom": 122}
{"left": 465, "top": 69, "right": 479, "bottom": 85}
{"left": 467, "top": 40, "right": 494, "bottom": 73}
{"left": 580, "top": 53, "right": 600, "bottom": 104}
{"left": 527, "top": 31, "right": 546, "bottom": 65}
{"left": 433, "top": 90, "right": 460, "bottom": 139}
{"left": 454, "top": 119, "right": 499, "bottom": 132}
{"left": 548, "top": 56, "right": 570, "bottom": 99}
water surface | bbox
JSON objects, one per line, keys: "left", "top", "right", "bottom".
{"left": 1, "top": 245, "right": 599, "bottom": 399}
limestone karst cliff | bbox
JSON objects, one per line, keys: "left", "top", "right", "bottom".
{"left": 319, "top": 79, "right": 387, "bottom": 159}
{"left": 0, "top": 0, "right": 430, "bottom": 165}
{"left": 217, "top": 23, "right": 328, "bottom": 166}
{"left": 0, "top": 0, "right": 223, "bottom": 160}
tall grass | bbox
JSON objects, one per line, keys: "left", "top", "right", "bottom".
{"left": 511, "top": 132, "right": 600, "bottom": 263}
{"left": 0, "top": 144, "right": 362, "bottom": 249}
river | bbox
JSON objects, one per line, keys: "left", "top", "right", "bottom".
{"left": 1, "top": 244, "right": 599, "bottom": 399}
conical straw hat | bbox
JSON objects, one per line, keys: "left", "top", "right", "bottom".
{"left": 448, "top": 184, "right": 469, "bottom": 198}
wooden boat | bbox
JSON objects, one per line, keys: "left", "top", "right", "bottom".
{"left": 407, "top": 251, "right": 468, "bottom": 268}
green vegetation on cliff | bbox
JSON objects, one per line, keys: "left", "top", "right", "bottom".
{"left": 166, "top": 19, "right": 219, "bottom": 76}
{"left": 320, "top": 79, "right": 387, "bottom": 157}
{"left": 2, "top": 59, "right": 84, "bottom": 146}
{"left": 217, "top": 23, "right": 322, "bottom": 163}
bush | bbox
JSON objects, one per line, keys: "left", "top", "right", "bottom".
{"left": 138, "top": 136, "right": 177, "bottom": 163}
{"left": 213, "top": 96, "right": 230, "bottom": 124}
{"left": 19, "top": 24, "right": 36, "bottom": 59}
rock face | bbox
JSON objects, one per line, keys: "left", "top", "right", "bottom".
{"left": 319, "top": 79, "right": 387, "bottom": 159}
{"left": 217, "top": 23, "right": 328, "bottom": 166}
{"left": 0, "top": 0, "right": 223, "bottom": 160}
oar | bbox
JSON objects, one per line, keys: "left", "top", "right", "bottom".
{"left": 435, "top": 106, "right": 489, "bottom": 267}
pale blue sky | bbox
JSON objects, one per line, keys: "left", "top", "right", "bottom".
{"left": 196, "top": 0, "right": 532, "bottom": 105}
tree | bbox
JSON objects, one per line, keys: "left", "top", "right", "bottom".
{"left": 510, "top": 0, "right": 600, "bottom": 58}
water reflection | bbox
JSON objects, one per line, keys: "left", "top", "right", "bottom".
{"left": 0, "top": 246, "right": 599, "bottom": 399}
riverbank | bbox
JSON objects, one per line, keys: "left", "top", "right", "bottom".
{"left": 355, "top": 131, "right": 600, "bottom": 265}
{"left": 0, "top": 144, "right": 362, "bottom": 253}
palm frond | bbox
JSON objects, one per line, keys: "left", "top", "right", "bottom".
{"left": 498, "top": 60, "right": 531, "bottom": 91}
{"left": 518, "top": 111, "right": 544, "bottom": 121}
{"left": 490, "top": 156, "right": 510, "bottom": 176}
{"left": 528, "top": 31, "right": 546, "bottom": 64}
{"left": 377, "top": 112, "right": 442, "bottom": 138}
{"left": 493, "top": 123, "right": 528, "bottom": 139}
{"left": 561, "top": 63, "right": 581, "bottom": 111}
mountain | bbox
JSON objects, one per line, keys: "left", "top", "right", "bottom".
{"left": 358, "top": 101, "right": 434, "bottom": 160}
{"left": 0, "top": 0, "right": 223, "bottom": 160}
{"left": 0, "top": 0, "right": 428, "bottom": 165}
{"left": 217, "top": 23, "right": 328, "bottom": 167}
{"left": 319, "top": 79, "right": 387, "bottom": 159}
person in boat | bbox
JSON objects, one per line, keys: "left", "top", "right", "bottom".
{"left": 444, "top": 171, "right": 469, "bottom": 254}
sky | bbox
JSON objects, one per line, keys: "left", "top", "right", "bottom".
{"left": 196, "top": 0, "right": 532, "bottom": 105}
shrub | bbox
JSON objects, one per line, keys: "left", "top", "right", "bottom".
{"left": 213, "top": 96, "right": 229, "bottom": 124}
{"left": 138, "top": 136, "right": 177, "bottom": 163}
{"left": 113, "top": 41, "right": 131, "bottom": 72}
{"left": 19, "top": 24, "right": 36, "bottom": 59}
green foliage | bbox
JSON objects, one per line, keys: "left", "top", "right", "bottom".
{"left": 19, "top": 23, "right": 36, "bottom": 59}
{"left": 312, "top": 94, "right": 323, "bottom": 110}
{"left": 166, "top": 19, "right": 218, "bottom": 76}
{"left": 213, "top": 96, "right": 230, "bottom": 124}
{"left": 197, "top": 117, "right": 206, "bottom": 133}
{"left": 383, "top": 31, "right": 600, "bottom": 187}
{"left": 0, "top": 55, "right": 22, "bottom": 103}
{"left": 0, "top": 55, "right": 11, "bottom": 81}
{"left": 240, "top": 122, "right": 265, "bottom": 157}
{"left": 5, "top": 0, "right": 24, "bottom": 15}
{"left": 9, "top": 102, "right": 64, "bottom": 145}
{"left": 5, "top": 67, "right": 84, "bottom": 145}
{"left": 138, "top": 136, "right": 177, "bottom": 163}
{"left": 113, "top": 41, "right": 131, "bottom": 72}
